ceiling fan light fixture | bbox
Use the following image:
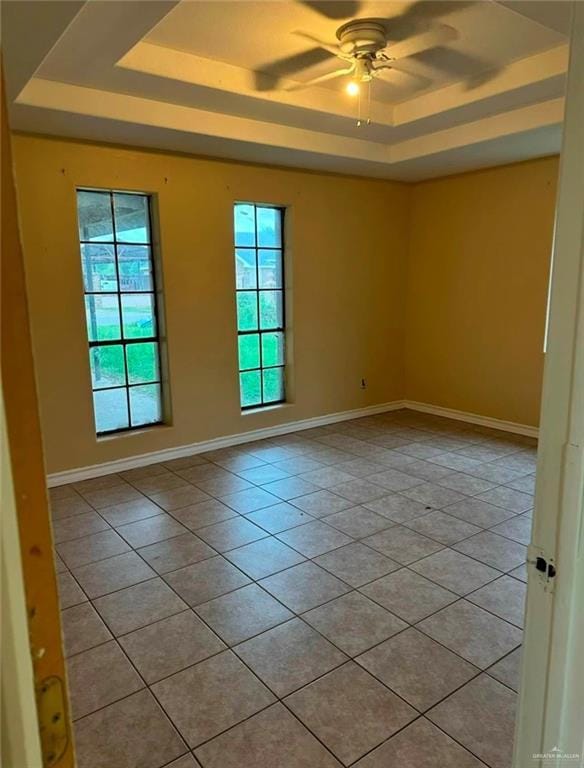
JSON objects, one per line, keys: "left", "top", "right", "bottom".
{"left": 346, "top": 80, "right": 360, "bottom": 96}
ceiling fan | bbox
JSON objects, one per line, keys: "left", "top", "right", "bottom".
{"left": 284, "top": 18, "right": 456, "bottom": 93}
{"left": 254, "top": 1, "right": 498, "bottom": 97}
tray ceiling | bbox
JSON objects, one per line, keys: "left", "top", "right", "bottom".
{"left": 2, "top": 0, "right": 572, "bottom": 180}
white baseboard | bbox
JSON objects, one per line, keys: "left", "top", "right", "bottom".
{"left": 46, "top": 400, "right": 407, "bottom": 487}
{"left": 403, "top": 400, "right": 539, "bottom": 439}
{"left": 47, "top": 398, "right": 538, "bottom": 487}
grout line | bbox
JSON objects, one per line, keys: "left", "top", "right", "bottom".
{"left": 57, "top": 412, "right": 530, "bottom": 766}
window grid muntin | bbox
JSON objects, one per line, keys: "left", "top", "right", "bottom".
{"left": 235, "top": 203, "right": 285, "bottom": 410}
{"left": 78, "top": 189, "right": 163, "bottom": 434}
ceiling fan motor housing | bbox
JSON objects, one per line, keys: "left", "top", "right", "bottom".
{"left": 336, "top": 19, "right": 387, "bottom": 57}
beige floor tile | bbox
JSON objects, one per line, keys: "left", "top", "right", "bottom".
{"left": 73, "top": 475, "right": 126, "bottom": 494}
{"left": 259, "top": 561, "right": 350, "bottom": 613}
{"left": 195, "top": 473, "right": 254, "bottom": 496}
{"left": 323, "top": 506, "right": 394, "bottom": 538}
{"left": 488, "top": 647, "right": 522, "bottom": 692}
{"left": 151, "top": 650, "right": 275, "bottom": 747}
{"left": 358, "top": 627, "right": 478, "bottom": 711}
{"left": 443, "top": 498, "right": 515, "bottom": 528}
{"left": 116, "top": 513, "right": 188, "bottom": 548}
{"left": 401, "top": 483, "right": 466, "bottom": 509}
{"left": 164, "top": 556, "right": 250, "bottom": 606}
{"left": 508, "top": 562, "right": 528, "bottom": 582}
{"left": 393, "top": 459, "right": 453, "bottom": 482}
{"left": 99, "top": 498, "right": 164, "bottom": 527}
{"left": 119, "top": 463, "right": 171, "bottom": 482}
{"left": 170, "top": 499, "right": 238, "bottom": 530}
{"left": 50, "top": 494, "right": 94, "bottom": 520}
{"left": 150, "top": 485, "right": 211, "bottom": 511}
{"left": 61, "top": 602, "right": 112, "bottom": 656}
{"left": 476, "top": 486, "right": 534, "bottom": 513}
{"left": 195, "top": 516, "right": 268, "bottom": 552}
{"left": 166, "top": 756, "right": 201, "bottom": 768}
{"left": 303, "top": 591, "right": 407, "bottom": 657}
{"left": 237, "top": 464, "right": 291, "bottom": 485}
{"left": 245, "top": 501, "right": 315, "bottom": 533}
{"left": 272, "top": 456, "right": 326, "bottom": 474}
{"left": 410, "top": 549, "right": 500, "bottom": 595}
{"left": 73, "top": 551, "right": 156, "bottom": 598}
{"left": 285, "top": 662, "right": 416, "bottom": 765}
{"left": 330, "top": 479, "right": 389, "bottom": 504}
{"left": 506, "top": 474, "right": 536, "bottom": 494}
{"left": 261, "top": 476, "right": 321, "bottom": 500}
{"left": 163, "top": 454, "right": 209, "bottom": 471}
{"left": 119, "top": 610, "right": 225, "bottom": 683}
{"left": 234, "top": 618, "right": 347, "bottom": 696}
{"left": 363, "top": 494, "right": 430, "bottom": 523}
{"left": 298, "top": 467, "right": 357, "bottom": 489}
{"left": 67, "top": 640, "right": 144, "bottom": 719}
{"left": 291, "top": 490, "right": 353, "bottom": 518}
{"left": 57, "top": 571, "right": 88, "bottom": 609}
{"left": 195, "top": 703, "right": 342, "bottom": 768}
{"left": 453, "top": 530, "right": 527, "bottom": 571}
{"left": 73, "top": 689, "right": 186, "bottom": 768}
{"left": 93, "top": 577, "right": 187, "bottom": 635}
{"left": 57, "top": 528, "right": 130, "bottom": 569}
{"left": 220, "top": 486, "right": 282, "bottom": 513}
{"left": 403, "top": 511, "right": 481, "bottom": 546}
{"left": 132, "top": 473, "right": 189, "bottom": 495}
{"left": 354, "top": 717, "right": 484, "bottom": 767}
{"left": 360, "top": 568, "right": 457, "bottom": 624}
{"left": 363, "top": 525, "right": 444, "bottom": 565}
{"left": 335, "top": 458, "right": 386, "bottom": 478}
{"left": 315, "top": 542, "right": 400, "bottom": 588}
{"left": 137, "top": 532, "right": 215, "bottom": 574}
{"left": 490, "top": 513, "right": 533, "bottom": 545}
{"left": 277, "top": 521, "right": 353, "bottom": 558}
{"left": 224, "top": 536, "right": 305, "bottom": 579}
{"left": 436, "top": 472, "right": 497, "bottom": 496}
{"left": 52, "top": 511, "right": 110, "bottom": 544}
{"left": 467, "top": 575, "right": 527, "bottom": 627}
{"left": 49, "top": 484, "right": 78, "bottom": 501}
{"left": 195, "top": 583, "right": 293, "bottom": 645}
{"left": 427, "top": 674, "right": 517, "bottom": 768}
{"left": 418, "top": 600, "right": 522, "bottom": 668}
{"left": 366, "top": 468, "right": 424, "bottom": 492}
{"left": 81, "top": 484, "right": 144, "bottom": 509}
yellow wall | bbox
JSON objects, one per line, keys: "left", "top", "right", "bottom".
{"left": 12, "top": 135, "right": 558, "bottom": 475}
{"left": 12, "top": 135, "right": 409, "bottom": 474}
{"left": 406, "top": 157, "right": 558, "bottom": 427}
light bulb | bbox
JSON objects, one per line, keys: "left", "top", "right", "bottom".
{"left": 346, "top": 80, "right": 360, "bottom": 96}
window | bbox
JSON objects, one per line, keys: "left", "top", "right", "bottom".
{"left": 76, "top": 189, "right": 164, "bottom": 434}
{"left": 234, "top": 203, "right": 286, "bottom": 409}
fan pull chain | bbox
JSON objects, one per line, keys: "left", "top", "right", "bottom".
{"left": 356, "top": 79, "right": 372, "bottom": 127}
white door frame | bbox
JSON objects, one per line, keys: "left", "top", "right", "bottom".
{"left": 514, "top": 3, "right": 584, "bottom": 765}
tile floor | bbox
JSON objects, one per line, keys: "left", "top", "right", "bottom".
{"left": 52, "top": 409, "right": 535, "bottom": 768}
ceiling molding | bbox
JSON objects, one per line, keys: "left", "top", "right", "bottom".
{"left": 3, "top": 0, "right": 569, "bottom": 180}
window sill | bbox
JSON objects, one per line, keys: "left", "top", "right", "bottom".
{"left": 96, "top": 422, "right": 172, "bottom": 442}
{"left": 241, "top": 402, "right": 292, "bottom": 417}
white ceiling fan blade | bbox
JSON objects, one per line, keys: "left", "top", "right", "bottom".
{"left": 284, "top": 64, "right": 354, "bottom": 91}
{"left": 294, "top": 30, "right": 349, "bottom": 60}
{"left": 388, "top": 24, "right": 457, "bottom": 61}
{"left": 374, "top": 64, "right": 430, "bottom": 90}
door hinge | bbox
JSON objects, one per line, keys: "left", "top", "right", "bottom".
{"left": 37, "top": 676, "right": 69, "bottom": 767}
{"left": 527, "top": 544, "right": 557, "bottom": 588}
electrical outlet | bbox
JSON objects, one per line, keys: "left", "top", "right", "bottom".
{"left": 360, "top": 378, "right": 367, "bottom": 389}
